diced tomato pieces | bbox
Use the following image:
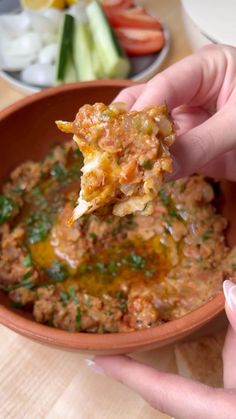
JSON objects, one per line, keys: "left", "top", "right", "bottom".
{"left": 115, "top": 28, "right": 165, "bottom": 56}
{"left": 100, "top": 0, "right": 133, "bottom": 15}
{"left": 108, "top": 7, "right": 162, "bottom": 30}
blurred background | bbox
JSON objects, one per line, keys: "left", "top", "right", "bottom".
{"left": 1, "top": 0, "right": 235, "bottom": 99}
{"left": 0, "top": 0, "right": 192, "bottom": 98}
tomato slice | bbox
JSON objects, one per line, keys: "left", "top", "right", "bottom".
{"left": 100, "top": 0, "right": 133, "bottom": 15}
{"left": 108, "top": 7, "right": 162, "bottom": 30}
{"left": 115, "top": 28, "right": 165, "bottom": 56}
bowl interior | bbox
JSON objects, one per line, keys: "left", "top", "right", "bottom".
{"left": 0, "top": 81, "right": 235, "bottom": 354}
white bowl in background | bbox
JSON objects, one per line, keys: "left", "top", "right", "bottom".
{"left": 181, "top": 0, "right": 236, "bottom": 51}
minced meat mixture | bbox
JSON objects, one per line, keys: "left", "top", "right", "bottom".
{"left": 0, "top": 140, "right": 235, "bottom": 333}
{"left": 56, "top": 102, "right": 175, "bottom": 220}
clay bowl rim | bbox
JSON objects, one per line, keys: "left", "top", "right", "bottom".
{"left": 0, "top": 80, "right": 226, "bottom": 352}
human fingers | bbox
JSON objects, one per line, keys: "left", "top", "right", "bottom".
{"left": 223, "top": 280, "right": 236, "bottom": 388}
{"left": 172, "top": 105, "right": 209, "bottom": 135}
{"left": 114, "top": 45, "right": 229, "bottom": 111}
{"left": 199, "top": 150, "right": 236, "bottom": 181}
{"left": 131, "top": 45, "right": 229, "bottom": 111}
{"left": 169, "top": 105, "right": 236, "bottom": 179}
{"left": 223, "top": 325, "right": 236, "bottom": 389}
{"left": 114, "top": 84, "right": 145, "bottom": 109}
{"left": 91, "top": 355, "right": 236, "bottom": 419}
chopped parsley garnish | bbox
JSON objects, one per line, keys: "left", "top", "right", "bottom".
{"left": 73, "top": 148, "right": 83, "bottom": 159}
{"left": 95, "top": 262, "right": 106, "bottom": 273}
{"left": 201, "top": 229, "right": 212, "bottom": 242}
{"left": 168, "top": 208, "right": 179, "bottom": 218}
{"left": 45, "top": 260, "right": 69, "bottom": 282}
{"left": 50, "top": 162, "right": 68, "bottom": 181}
{"left": 108, "top": 261, "right": 117, "bottom": 275}
{"left": 47, "top": 318, "right": 54, "bottom": 327}
{"left": 79, "top": 263, "right": 91, "bottom": 274}
{"left": 26, "top": 212, "right": 52, "bottom": 244}
{"left": 159, "top": 188, "right": 171, "bottom": 206}
{"left": 68, "top": 287, "right": 76, "bottom": 300}
{"left": 118, "top": 300, "right": 127, "bottom": 312}
{"left": 143, "top": 160, "right": 153, "bottom": 170}
{"left": 124, "top": 252, "right": 145, "bottom": 271}
{"left": 0, "top": 195, "right": 16, "bottom": 224}
{"left": 60, "top": 287, "right": 78, "bottom": 305}
{"left": 144, "top": 269, "right": 156, "bottom": 278}
{"left": 60, "top": 291, "right": 69, "bottom": 305}
{"left": 89, "top": 232, "right": 97, "bottom": 240}
{"left": 11, "top": 301, "right": 24, "bottom": 309}
{"left": 23, "top": 254, "right": 32, "bottom": 267}
{"left": 76, "top": 308, "right": 81, "bottom": 331}
{"left": 21, "top": 271, "right": 34, "bottom": 289}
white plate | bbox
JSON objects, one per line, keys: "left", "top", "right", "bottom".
{"left": 0, "top": 0, "right": 170, "bottom": 95}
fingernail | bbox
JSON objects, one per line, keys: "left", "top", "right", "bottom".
{"left": 223, "top": 280, "right": 236, "bottom": 311}
{"left": 165, "top": 157, "right": 180, "bottom": 181}
{"left": 85, "top": 358, "right": 105, "bottom": 375}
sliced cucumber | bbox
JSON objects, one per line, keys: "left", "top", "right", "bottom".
{"left": 92, "top": 43, "right": 106, "bottom": 79}
{"left": 86, "top": 0, "right": 130, "bottom": 79}
{"left": 74, "top": 23, "right": 96, "bottom": 81}
{"left": 55, "top": 14, "right": 77, "bottom": 84}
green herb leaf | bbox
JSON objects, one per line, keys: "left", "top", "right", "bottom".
{"left": 60, "top": 291, "right": 69, "bottom": 305}
{"left": 47, "top": 318, "right": 54, "bottom": 327}
{"left": 144, "top": 269, "right": 156, "bottom": 278}
{"left": 26, "top": 212, "right": 52, "bottom": 244}
{"left": 23, "top": 254, "right": 32, "bottom": 267}
{"left": 89, "top": 232, "right": 97, "bottom": 240}
{"left": 76, "top": 308, "right": 81, "bottom": 331}
{"left": 95, "top": 262, "right": 106, "bottom": 273}
{"left": 168, "top": 208, "right": 178, "bottom": 218}
{"left": 159, "top": 188, "right": 171, "bottom": 206}
{"left": 118, "top": 300, "right": 127, "bottom": 312}
{"left": 21, "top": 271, "right": 34, "bottom": 289}
{"left": 143, "top": 160, "right": 153, "bottom": 170}
{"left": 201, "top": 229, "right": 212, "bottom": 242}
{"left": 11, "top": 301, "right": 24, "bottom": 309}
{"left": 51, "top": 162, "right": 68, "bottom": 181}
{"left": 45, "top": 260, "right": 69, "bottom": 282}
{"left": 0, "top": 195, "right": 16, "bottom": 224}
{"left": 79, "top": 263, "right": 90, "bottom": 274}
{"left": 124, "top": 252, "right": 145, "bottom": 271}
{"left": 108, "top": 261, "right": 117, "bottom": 275}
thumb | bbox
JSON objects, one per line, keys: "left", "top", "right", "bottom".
{"left": 171, "top": 106, "right": 236, "bottom": 178}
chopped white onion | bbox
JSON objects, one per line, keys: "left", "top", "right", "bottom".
{"left": 27, "top": 11, "right": 57, "bottom": 34}
{"left": 38, "top": 43, "right": 57, "bottom": 64}
{"left": 68, "top": 3, "right": 88, "bottom": 22}
{"left": 0, "top": 12, "right": 31, "bottom": 36}
{"left": 21, "top": 63, "right": 55, "bottom": 87}
{"left": 0, "top": 31, "right": 43, "bottom": 71}
{"left": 42, "top": 8, "right": 64, "bottom": 26}
{"left": 0, "top": 53, "right": 35, "bottom": 71}
{"left": 5, "top": 32, "right": 42, "bottom": 57}
{"left": 41, "top": 32, "right": 58, "bottom": 46}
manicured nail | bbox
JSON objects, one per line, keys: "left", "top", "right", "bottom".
{"left": 85, "top": 358, "right": 105, "bottom": 375}
{"left": 223, "top": 280, "right": 236, "bottom": 311}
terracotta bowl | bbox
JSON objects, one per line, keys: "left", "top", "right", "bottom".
{"left": 0, "top": 80, "right": 235, "bottom": 354}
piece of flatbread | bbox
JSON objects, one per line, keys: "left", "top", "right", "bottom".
{"left": 174, "top": 330, "right": 226, "bottom": 387}
{"left": 56, "top": 102, "right": 175, "bottom": 221}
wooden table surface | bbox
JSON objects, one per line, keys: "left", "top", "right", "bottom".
{"left": 0, "top": 1, "right": 193, "bottom": 419}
